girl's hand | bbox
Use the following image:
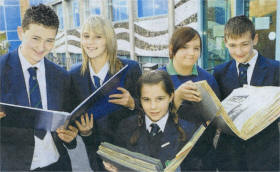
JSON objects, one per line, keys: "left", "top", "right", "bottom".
{"left": 103, "top": 161, "right": 118, "bottom": 172}
{"left": 56, "top": 125, "right": 78, "bottom": 143}
{"left": 75, "top": 113, "right": 94, "bottom": 136}
{"left": 109, "top": 87, "right": 135, "bottom": 110}
{"left": 174, "top": 80, "right": 201, "bottom": 109}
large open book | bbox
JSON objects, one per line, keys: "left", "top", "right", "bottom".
{"left": 0, "top": 65, "right": 128, "bottom": 131}
{"left": 97, "top": 125, "right": 206, "bottom": 172}
{"left": 96, "top": 81, "right": 280, "bottom": 171}
{"left": 195, "top": 80, "right": 280, "bottom": 140}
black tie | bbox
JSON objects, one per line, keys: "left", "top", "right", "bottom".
{"left": 238, "top": 63, "right": 250, "bottom": 86}
{"left": 150, "top": 123, "right": 160, "bottom": 137}
{"left": 148, "top": 123, "right": 161, "bottom": 158}
{"left": 28, "top": 67, "right": 46, "bottom": 140}
{"left": 93, "top": 76, "right": 100, "bottom": 88}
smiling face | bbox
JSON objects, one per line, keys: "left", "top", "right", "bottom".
{"left": 17, "top": 24, "right": 57, "bottom": 65}
{"left": 81, "top": 29, "right": 107, "bottom": 59}
{"left": 173, "top": 36, "right": 201, "bottom": 70}
{"left": 225, "top": 32, "right": 258, "bottom": 63}
{"left": 140, "top": 82, "right": 173, "bottom": 122}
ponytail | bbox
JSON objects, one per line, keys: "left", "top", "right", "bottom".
{"left": 169, "top": 100, "right": 187, "bottom": 142}
{"left": 129, "top": 111, "right": 144, "bottom": 145}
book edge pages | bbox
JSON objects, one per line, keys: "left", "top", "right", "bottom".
{"left": 97, "top": 142, "right": 164, "bottom": 172}
{"left": 196, "top": 80, "right": 242, "bottom": 138}
{"left": 164, "top": 125, "right": 206, "bottom": 172}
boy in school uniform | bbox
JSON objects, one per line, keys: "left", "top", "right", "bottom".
{"left": 213, "top": 15, "right": 280, "bottom": 171}
{"left": 0, "top": 4, "right": 77, "bottom": 171}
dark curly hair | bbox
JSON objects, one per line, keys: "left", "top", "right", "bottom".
{"left": 22, "top": 4, "right": 59, "bottom": 32}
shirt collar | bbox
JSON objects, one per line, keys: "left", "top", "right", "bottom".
{"left": 18, "top": 46, "right": 45, "bottom": 72}
{"left": 89, "top": 62, "right": 109, "bottom": 82}
{"left": 236, "top": 49, "right": 258, "bottom": 69}
{"left": 145, "top": 112, "right": 169, "bottom": 133}
{"left": 166, "top": 60, "right": 198, "bottom": 76}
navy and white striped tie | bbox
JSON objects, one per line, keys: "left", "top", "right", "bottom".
{"left": 93, "top": 75, "right": 101, "bottom": 88}
{"left": 238, "top": 63, "right": 250, "bottom": 86}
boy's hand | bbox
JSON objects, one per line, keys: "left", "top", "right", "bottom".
{"left": 103, "top": 161, "right": 118, "bottom": 172}
{"left": 75, "top": 113, "right": 94, "bottom": 136}
{"left": 174, "top": 80, "right": 201, "bottom": 109}
{"left": 109, "top": 87, "right": 135, "bottom": 110}
{"left": 0, "top": 112, "right": 6, "bottom": 119}
{"left": 56, "top": 125, "right": 78, "bottom": 143}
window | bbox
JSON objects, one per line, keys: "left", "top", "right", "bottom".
{"left": 203, "top": 0, "right": 231, "bottom": 69}
{"left": 112, "top": 0, "right": 128, "bottom": 21}
{"left": 29, "top": 0, "right": 43, "bottom": 6}
{"left": 54, "top": 3, "right": 64, "bottom": 30}
{"left": 42, "top": 0, "right": 53, "bottom": 3}
{"left": 138, "top": 56, "right": 169, "bottom": 69}
{"left": 89, "top": 0, "right": 101, "bottom": 15}
{"left": 72, "top": 0, "right": 80, "bottom": 28}
{"left": 84, "top": 0, "right": 101, "bottom": 22}
{"left": 246, "top": 0, "right": 277, "bottom": 60}
{"left": 138, "top": 0, "right": 168, "bottom": 18}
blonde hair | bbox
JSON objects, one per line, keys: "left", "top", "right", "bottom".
{"left": 80, "top": 16, "right": 122, "bottom": 75}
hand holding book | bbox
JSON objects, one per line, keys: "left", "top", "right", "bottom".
{"left": 108, "top": 87, "right": 135, "bottom": 110}
{"left": 174, "top": 80, "right": 201, "bottom": 109}
{"left": 56, "top": 125, "right": 78, "bottom": 143}
{"left": 103, "top": 161, "right": 118, "bottom": 172}
{"left": 0, "top": 65, "right": 129, "bottom": 131}
{"left": 75, "top": 113, "right": 94, "bottom": 136}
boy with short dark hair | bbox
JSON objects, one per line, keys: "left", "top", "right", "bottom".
{"left": 214, "top": 15, "right": 280, "bottom": 171}
{"left": 0, "top": 4, "right": 77, "bottom": 171}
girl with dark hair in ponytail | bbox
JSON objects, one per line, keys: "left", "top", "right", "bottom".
{"left": 103, "top": 70, "right": 198, "bottom": 171}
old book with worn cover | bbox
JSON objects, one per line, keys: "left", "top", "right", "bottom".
{"left": 96, "top": 81, "right": 280, "bottom": 172}
{"left": 0, "top": 65, "right": 128, "bottom": 131}
{"left": 195, "top": 80, "right": 280, "bottom": 140}
{"left": 97, "top": 125, "right": 207, "bottom": 172}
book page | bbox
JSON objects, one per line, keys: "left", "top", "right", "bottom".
{"left": 222, "top": 86, "right": 280, "bottom": 132}
{"left": 164, "top": 125, "right": 206, "bottom": 172}
{"left": 196, "top": 81, "right": 222, "bottom": 121}
{"left": 97, "top": 142, "right": 163, "bottom": 172}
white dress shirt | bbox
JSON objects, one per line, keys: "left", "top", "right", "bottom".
{"left": 18, "top": 47, "right": 60, "bottom": 170}
{"left": 89, "top": 61, "right": 109, "bottom": 87}
{"left": 145, "top": 112, "right": 169, "bottom": 133}
{"left": 236, "top": 49, "right": 258, "bottom": 85}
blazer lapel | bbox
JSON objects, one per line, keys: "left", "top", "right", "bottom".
{"left": 159, "top": 117, "right": 181, "bottom": 162}
{"left": 136, "top": 125, "right": 151, "bottom": 155}
{"left": 5, "top": 50, "right": 29, "bottom": 106}
{"left": 227, "top": 61, "right": 240, "bottom": 89}
{"left": 45, "top": 59, "right": 61, "bottom": 110}
{"left": 104, "top": 72, "right": 112, "bottom": 83}
{"left": 77, "top": 69, "right": 93, "bottom": 102}
{"left": 250, "top": 55, "right": 268, "bottom": 86}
